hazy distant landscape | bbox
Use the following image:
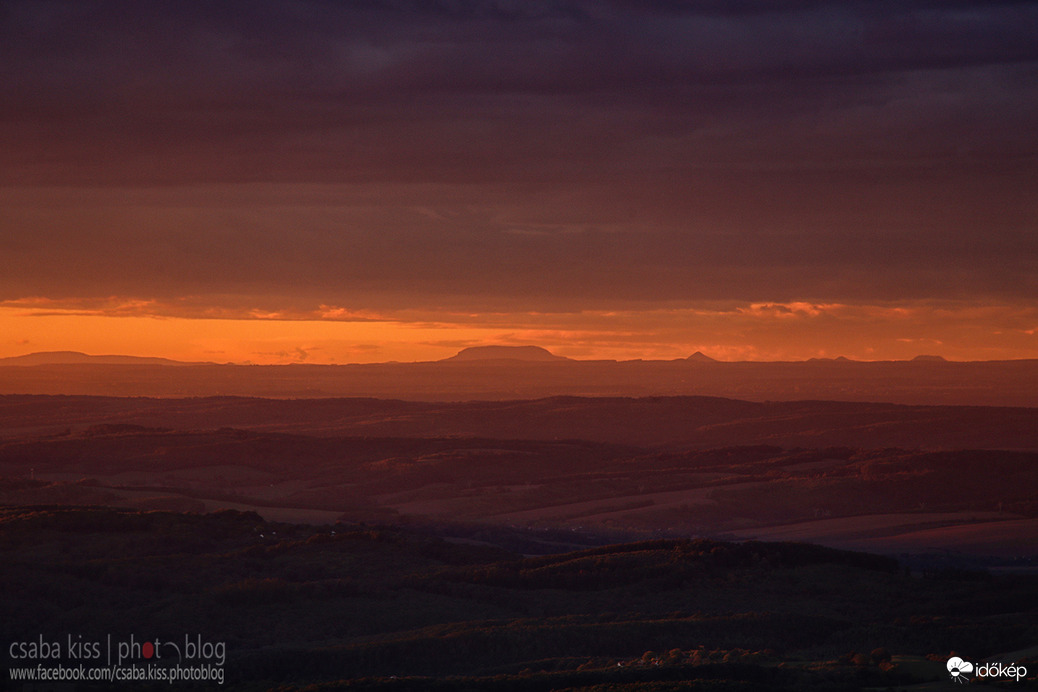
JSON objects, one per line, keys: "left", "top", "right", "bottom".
{"left": 2, "top": 378, "right": 1036, "bottom": 565}
{"left": 2, "top": 353, "right": 1036, "bottom": 689}
{"left": 3, "top": 414, "right": 1036, "bottom": 565}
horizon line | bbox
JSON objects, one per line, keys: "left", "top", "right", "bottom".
{"left": 2, "top": 348, "right": 1032, "bottom": 367}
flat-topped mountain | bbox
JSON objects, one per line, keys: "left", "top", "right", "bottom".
{"left": 441, "top": 345, "right": 569, "bottom": 362}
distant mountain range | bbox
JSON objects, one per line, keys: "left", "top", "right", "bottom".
{"left": 0, "top": 347, "right": 967, "bottom": 366}
{"left": 2, "top": 349, "right": 1035, "bottom": 405}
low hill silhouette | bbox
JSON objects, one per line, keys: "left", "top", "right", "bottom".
{"left": 0, "top": 351, "right": 194, "bottom": 366}
{"left": 1, "top": 505, "right": 1033, "bottom": 688}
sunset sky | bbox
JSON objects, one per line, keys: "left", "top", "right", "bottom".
{"left": 1, "top": 1, "right": 1036, "bottom": 363}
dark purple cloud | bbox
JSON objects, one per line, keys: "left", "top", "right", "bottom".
{"left": 0, "top": 0, "right": 1035, "bottom": 309}
{"left": 3, "top": 0, "right": 1035, "bottom": 182}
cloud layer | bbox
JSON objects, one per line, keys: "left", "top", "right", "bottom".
{"left": 1, "top": 1, "right": 1035, "bottom": 358}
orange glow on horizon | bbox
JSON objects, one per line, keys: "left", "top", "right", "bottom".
{"left": 1, "top": 301, "right": 1036, "bottom": 364}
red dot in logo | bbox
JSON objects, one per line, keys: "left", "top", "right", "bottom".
{"left": 142, "top": 642, "right": 154, "bottom": 659}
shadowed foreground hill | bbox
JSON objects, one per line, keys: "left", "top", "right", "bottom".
{"left": 1, "top": 506, "right": 1035, "bottom": 690}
